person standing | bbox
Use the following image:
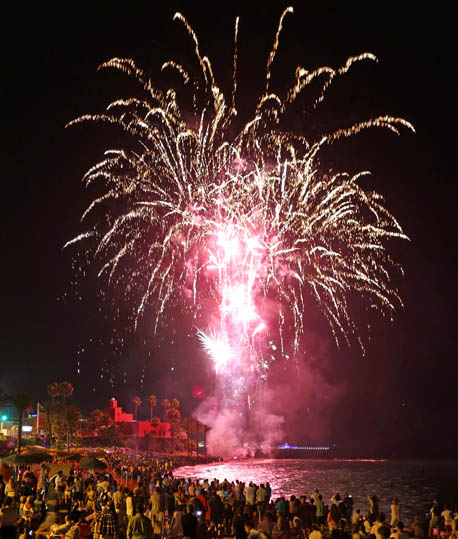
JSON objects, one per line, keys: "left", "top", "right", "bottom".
{"left": 441, "top": 506, "right": 453, "bottom": 536}
{"left": 366, "top": 494, "right": 380, "bottom": 520}
{"left": 428, "top": 498, "right": 441, "bottom": 537}
{"left": 315, "top": 495, "right": 325, "bottom": 525}
{"left": 113, "top": 485, "right": 127, "bottom": 527}
{"left": 246, "top": 483, "right": 256, "bottom": 506}
{"left": 181, "top": 505, "right": 198, "bottom": 539}
{"left": 232, "top": 506, "right": 247, "bottom": 539}
{"left": 96, "top": 501, "right": 119, "bottom": 539}
{"left": 390, "top": 499, "right": 401, "bottom": 527}
{"left": 4, "top": 479, "right": 15, "bottom": 503}
{"left": 265, "top": 483, "right": 272, "bottom": 505}
{"left": 256, "top": 485, "right": 267, "bottom": 514}
{"left": 127, "top": 503, "right": 153, "bottom": 539}
{"left": 126, "top": 490, "right": 134, "bottom": 522}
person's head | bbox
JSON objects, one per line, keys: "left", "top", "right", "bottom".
{"left": 244, "top": 521, "right": 252, "bottom": 533}
{"left": 398, "top": 522, "right": 404, "bottom": 531}
{"left": 335, "top": 494, "right": 341, "bottom": 502}
{"left": 392, "top": 498, "right": 398, "bottom": 504}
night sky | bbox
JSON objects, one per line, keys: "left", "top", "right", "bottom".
{"left": 2, "top": 3, "right": 457, "bottom": 456}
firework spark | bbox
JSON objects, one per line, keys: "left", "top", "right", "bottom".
{"left": 66, "top": 8, "right": 413, "bottom": 393}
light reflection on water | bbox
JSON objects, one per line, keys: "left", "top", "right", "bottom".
{"left": 175, "top": 458, "right": 458, "bottom": 523}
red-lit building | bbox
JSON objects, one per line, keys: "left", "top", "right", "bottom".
{"left": 104, "top": 398, "right": 170, "bottom": 438}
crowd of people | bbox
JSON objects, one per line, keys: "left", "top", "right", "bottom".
{"left": 0, "top": 455, "right": 456, "bottom": 539}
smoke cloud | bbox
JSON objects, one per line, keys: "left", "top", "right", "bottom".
{"left": 194, "top": 395, "right": 284, "bottom": 457}
{"left": 194, "top": 329, "right": 346, "bottom": 456}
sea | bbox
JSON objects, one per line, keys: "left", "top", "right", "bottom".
{"left": 174, "top": 458, "right": 458, "bottom": 523}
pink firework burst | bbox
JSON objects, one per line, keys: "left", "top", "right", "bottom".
{"left": 66, "top": 7, "right": 413, "bottom": 418}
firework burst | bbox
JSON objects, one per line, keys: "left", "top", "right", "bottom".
{"left": 66, "top": 8, "right": 413, "bottom": 392}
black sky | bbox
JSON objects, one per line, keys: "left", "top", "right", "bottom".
{"left": 1, "top": 2, "right": 457, "bottom": 456}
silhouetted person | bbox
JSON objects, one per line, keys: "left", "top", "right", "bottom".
{"left": 181, "top": 504, "right": 198, "bottom": 539}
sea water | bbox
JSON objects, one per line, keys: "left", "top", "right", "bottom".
{"left": 175, "top": 458, "right": 458, "bottom": 523}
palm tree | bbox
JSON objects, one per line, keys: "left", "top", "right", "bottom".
{"left": 42, "top": 401, "right": 57, "bottom": 447}
{"left": 161, "top": 399, "right": 170, "bottom": 421}
{"left": 133, "top": 396, "right": 142, "bottom": 420}
{"left": 171, "top": 398, "right": 180, "bottom": 409}
{"left": 59, "top": 382, "right": 74, "bottom": 403}
{"left": 166, "top": 407, "right": 181, "bottom": 455}
{"left": 182, "top": 417, "right": 195, "bottom": 456}
{"left": 88, "top": 409, "right": 113, "bottom": 432}
{"left": 148, "top": 395, "right": 157, "bottom": 421}
{"left": 65, "top": 405, "right": 81, "bottom": 449}
{"left": 194, "top": 419, "right": 206, "bottom": 457}
{"left": 47, "top": 382, "right": 60, "bottom": 404}
{"left": 0, "top": 388, "right": 11, "bottom": 408}
{"left": 11, "top": 393, "right": 33, "bottom": 454}
{"left": 150, "top": 416, "right": 161, "bottom": 451}
{"left": 189, "top": 418, "right": 199, "bottom": 456}
{"left": 0, "top": 389, "right": 11, "bottom": 433}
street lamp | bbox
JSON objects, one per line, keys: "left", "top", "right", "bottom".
{"left": 1, "top": 414, "right": 7, "bottom": 430}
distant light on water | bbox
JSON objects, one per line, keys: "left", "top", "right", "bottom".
{"left": 278, "top": 442, "right": 331, "bottom": 450}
